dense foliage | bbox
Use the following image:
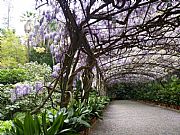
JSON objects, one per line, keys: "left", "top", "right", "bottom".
{"left": 0, "top": 68, "right": 27, "bottom": 85}
{"left": 0, "top": 29, "right": 27, "bottom": 67}
{"left": 109, "top": 75, "right": 180, "bottom": 106}
{"left": 0, "top": 93, "right": 110, "bottom": 135}
{"left": 0, "top": 62, "right": 52, "bottom": 120}
{"left": 131, "top": 76, "right": 180, "bottom": 105}
{"left": 18, "top": 62, "right": 52, "bottom": 82}
{"left": 0, "top": 120, "right": 12, "bottom": 133}
{"left": 29, "top": 47, "right": 53, "bottom": 67}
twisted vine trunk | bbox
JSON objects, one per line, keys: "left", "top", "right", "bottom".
{"left": 81, "top": 55, "right": 95, "bottom": 102}
{"left": 56, "top": 0, "right": 96, "bottom": 107}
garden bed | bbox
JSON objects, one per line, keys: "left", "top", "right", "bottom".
{"left": 79, "top": 102, "right": 109, "bottom": 135}
{"left": 79, "top": 117, "right": 97, "bottom": 135}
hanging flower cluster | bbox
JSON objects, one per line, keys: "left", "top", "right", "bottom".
{"left": 27, "top": 0, "right": 69, "bottom": 65}
{"left": 51, "top": 63, "right": 61, "bottom": 78}
{"left": 11, "top": 81, "right": 44, "bottom": 102}
{"left": 32, "top": 0, "right": 180, "bottom": 85}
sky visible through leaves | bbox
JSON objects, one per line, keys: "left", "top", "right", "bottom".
{"left": 0, "top": 0, "right": 35, "bottom": 35}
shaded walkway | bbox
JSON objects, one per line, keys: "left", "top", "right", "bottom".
{"left": 90, "top": 100, "right": 180, "bottom": 135}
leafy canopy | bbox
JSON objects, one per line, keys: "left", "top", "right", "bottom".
{"left": 0, "top": 29, "right": 27, "bottom": 67}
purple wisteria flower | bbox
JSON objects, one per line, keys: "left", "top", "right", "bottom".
{"left": 52, "top": 32, "right": 57, "bottom": 38}
{"left": 51, "top": 63, "right": 61, "bottom": 78}
{"left": 55, "top": 6, "right": 60, "bottom": 13}
{"left": 39, "top": 17, "right": 44, "bottom": 26}
{"left": 45, "top": 10, "right": 52, "bottom": 21}
{"left": 45, "top": 34, "right": 50, "bottom": 40}
{"left": 54, "top": 40, "right": 58, "bottom": 45}
{"left": 50, "top": 44, "right": 54, "bottom": 54}
{"left": 10, "top": 82, "right": 45, "bottom": 102}
{"left": 35, "top": 82, "right": 44, "bottom": 92}
{"left": 11, "top": 89, "right": 16, "bottom": 102}
{"left": 15, "top": 84, "right": 31, "bottom": 97}
{"left": 53, "top": 63, "right": 61, "bottom": 72}
{"left": 54, "top": 35, "right": 60, "bottom": 41}
{"left": 51, "top": 71, "right": 59, "bottom": 78}
{"left": 29, "top": 32, "right": 34, "bottom": 41}
{"left": 11, "top": 83, "right": 32, "bottom": 102}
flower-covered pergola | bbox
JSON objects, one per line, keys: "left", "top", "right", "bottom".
{"left": 31, "top": 0, "right": 179, "bottom": 111}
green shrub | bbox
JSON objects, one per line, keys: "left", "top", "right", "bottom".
{"left": 29, "top": 47, "right": 53, "bottom": 68}
{"left": 88, "top": 94, "right": 109, "bottom": 119}
{"left": 0, "top": 62, "right": 52, "bottom": 120}
{"left": 0, "top": 29, "right": 27, "bottom": 67}
{"left": 0, "top": 84, "right": 13, "bottom": 120}
{"left": 0, "top": 83, "right": 52, "bottom": 120}
{"left": 10, "top": 112, "right": 72, "bottom": 135}
{"left": 117, "top": 75, "right": 180, "bottom": 105}
{"left": 18, "top": 62, "right": 52, "bottom": 82}
{"left": 0, "top": 68, "right": 27, "bottom": 84}
{"left": 109, "top": 75, "right": 179, "bottom": 106}
{"left": 0, "top": 120, "right": 12, "bottom": 134}
{"left": 1, "top": 94, "right": 110, "bottom": 135}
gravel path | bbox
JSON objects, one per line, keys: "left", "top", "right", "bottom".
{"left": 90, "top": 100, "right": 180, "bottom": 135}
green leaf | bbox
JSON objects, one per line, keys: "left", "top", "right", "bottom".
{"left": 47, "top": 112, "right": 64, "bottom": 135}
{"left": 59, "top": 128, "right": 73, "bottom": 134}
{"left": 16, "top": 127, "right": 24, "bottom": 135}
{"left": 67, "top": 108, "right": 74, "bottom": 118}
{"left": 34, "top": 116, "right": 41, "bottom": 135}
{"left": 78, "top": 119, "right": 91, "bottom": 128}
{"left": 13, "top": 119, "right": 23, "bottom": 131}
{"left": 24, "top": 113, "right": 35, "bottom": 135}
{"left": 13, "top": 119, "right": 24, "bottom": 135}
{"left": 42, "top": 112, "right": 48, "bottom": 135}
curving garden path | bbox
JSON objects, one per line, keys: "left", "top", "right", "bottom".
{"left": 90, "top": 100, "right": 180, "bottom": 135}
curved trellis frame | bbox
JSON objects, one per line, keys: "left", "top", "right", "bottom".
{"left": 30, "top": 0, "right": 180, "bottom": 112}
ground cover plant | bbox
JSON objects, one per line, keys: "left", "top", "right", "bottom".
{"left": 0, "top": 93, "right": 110, "bottom": 135}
